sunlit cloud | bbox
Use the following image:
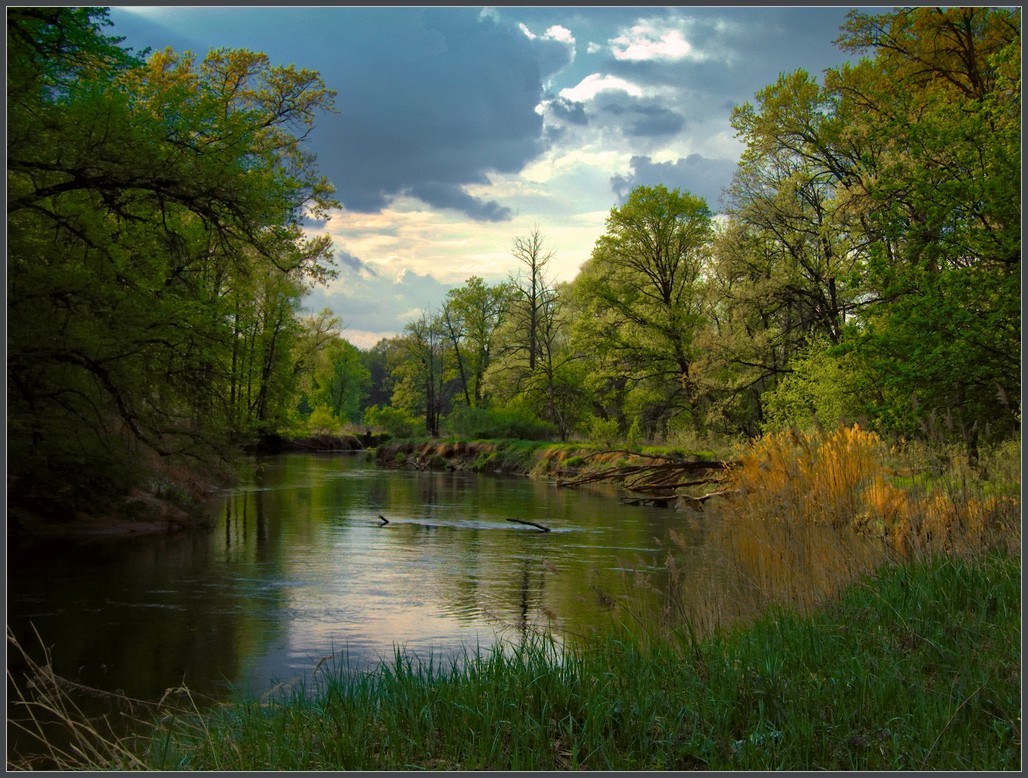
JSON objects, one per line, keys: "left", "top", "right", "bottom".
{"left": 559, "top": 73, "right": 644, "bottom": 102}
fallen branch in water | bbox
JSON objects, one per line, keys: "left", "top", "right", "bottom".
{"left": 677, "top": 489, "right": 742, "bottom": 510}
{"left": 506, "top": 517, "right": 551, "bottom": 533}
{"left": 377, "top": 514, "right": 389, "bottom": 526}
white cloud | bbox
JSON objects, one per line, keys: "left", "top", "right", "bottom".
{"left": 520, "top": 21, "right": 574, "bottom": 46}
{"left": 543, "top": 24, "right": 575, "bottom": 46}
{"left": 559, "top": 73, "right": 643, "bottom": 102}
{"left": 610, "top": 20, "right": 705, "bottom": 62}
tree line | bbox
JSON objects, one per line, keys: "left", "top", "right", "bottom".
{"left": 7, "top": 8, "right": 1020, "bottom": 519}
{"left": 352, "top": 7, "right": 1020, "bottom": 455}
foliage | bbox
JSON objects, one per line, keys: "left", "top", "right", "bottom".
{"left": 444, "top": 405, "right": 556, "bottom": 441}
{"left": 7, "top": 8, "right": 337, "bottom": 513}
{"left": 364, "top": 405, "right": 421, "bottom": 439}
{"left": 440, "top": 277, "right": 510, "bottom": 409}
{"left": 571, "top": 185, "right": 713, "bottom": 441}
{"left": 485, "top": 228, "right": 580, "bottom": 439}
{"left": 760, "top": 337, "right": 863, "bottom": 432}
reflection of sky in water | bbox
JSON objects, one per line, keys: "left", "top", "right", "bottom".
{"left": 19, "top": 451, "right": 855, "bottom": 710}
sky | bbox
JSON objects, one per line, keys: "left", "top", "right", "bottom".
{"left": 107, "top": 5, "right": 866, "bottom": 348}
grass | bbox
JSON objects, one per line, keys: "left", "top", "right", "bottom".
{"left": 134, "top": 554, "right": 1019, "bottom": 771}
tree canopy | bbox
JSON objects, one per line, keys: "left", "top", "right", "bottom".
{"left": 7, "top": 7, "right": 337, "bottom": 514}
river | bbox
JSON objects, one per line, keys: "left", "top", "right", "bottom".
{"left": 9, "top": 452, "right": 735, "bottom": 707}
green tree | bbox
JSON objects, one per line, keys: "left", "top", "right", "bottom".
{"left": 486, "top": 229, "right": 579, "bottom": 439}
{"left": 308, "top": 338, "right": 371, "bottom": 425}
{"left": 571, "top": 185, "right": 713, "bottom": 439}
{"left": 7, "top": 8, "right": 337, "bottom": 514}
{"left": 439, "top": 276, "right": 509, "bottom": 409}
{"left": 390, "top": 312, "right": 448, "bottom": 436}
{"left": 829, "top": 7, "right": 1021, "bottom": 444}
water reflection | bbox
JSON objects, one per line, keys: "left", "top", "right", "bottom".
{"left": 9, "top": 455, "right": 671, "bottom": 705}
{"left": 8, "top": 451, "right": 885, "bottom": 716}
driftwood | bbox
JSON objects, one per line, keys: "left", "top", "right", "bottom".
{"left": 506, "top": 517, "right": 551, "bottom": 533}
{"left": 377, "top": 514, "right": 389, "bottom": 526}
{"left": 557, "top": 449, "right": 742, "bottom": 509}
{"left": 676, "top": 489, "right": 742, "bottom": 510}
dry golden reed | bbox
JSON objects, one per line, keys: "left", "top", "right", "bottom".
{"left": 656, "top": 425, "right": 1021, "bottom": 637}
{"left": 729, "top": 424, "right": 1021, "bottom": 559}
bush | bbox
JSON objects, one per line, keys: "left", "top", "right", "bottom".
{"left": 761, "top": 337, "right": 861, "bottom": 433}
{"left": 444, "top": 406, "right": 556, "bottom": 441}
{"left": 364, "top": 405, "right": 421, "bottom": 439}
{"left": 587, "top": 416, "right": 620, "bottom": 448}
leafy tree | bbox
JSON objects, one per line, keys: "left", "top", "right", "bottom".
{"left": 7, "top": 8, "right": 337, "bottom": 514}
{"left": 359, "top": 338, "right": 394, "bottom": 410}
{"left": 571, "top": 185, "right": 713, "bottom": 439}
{"left": 389, "top": 312, "right": 448, "bottom": 436}
{"left": 308, "top": 338, "right": 371, "bottom": 425}
{"left": 439, "top": 276, "right": 509, "bottom": 409}
{"left": 485, "top": 229, "right": 580, "bottom": 439}
{"left": 710, "top": 7, "right": 1020, "bottom": 449}
{"left": 828, "top": 7, "right": 1021, "bottom": 445}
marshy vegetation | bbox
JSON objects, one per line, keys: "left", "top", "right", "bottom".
{"left": 8, "top": 425, "right": 1020, "bottom": 771}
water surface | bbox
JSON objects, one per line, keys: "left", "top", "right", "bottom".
{"left": 9, "top": 452, "right": 712, "bottom": 704}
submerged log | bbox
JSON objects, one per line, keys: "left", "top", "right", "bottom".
{"left": 506, "top": 517, "right": 551, "bottom": 533}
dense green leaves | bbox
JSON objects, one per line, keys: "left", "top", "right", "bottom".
{"left": 571, "top": 185, "right": 712, "bottom": 438}
{"left": 8, "top": 6, "right": 1018, "bottom": 512}
{"left": 7, "top": 8, "right": 337, "bottom": 514}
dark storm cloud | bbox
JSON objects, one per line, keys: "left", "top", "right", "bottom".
{"left": 108, "top": 7, "right": 572, "bottom": 222}
{"left": 406, "top": 182, "right": 512, "bottom": 222}
{"left": 612, "top": 154, "right": 737, "bottom": 211}
{"left": 305, "top": 7, "right": 571, "bottom": 221}
{"left": 596, "top": 98, "right": 685, "bottom": 138}
{"left": 335, "top": 250, "right": 378, "bottom": 277}
{"left": 548, "top": 96, "right": 589, "bottom": 126}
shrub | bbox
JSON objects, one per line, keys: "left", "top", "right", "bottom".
{"left": 587, "top": 416, "right": 620, "bottom": 448}
{"left": 444, "top": 406, "right": 556, "bottom": 441}
{"left": 364, "top": 405, "right": 421, "bottom": 439}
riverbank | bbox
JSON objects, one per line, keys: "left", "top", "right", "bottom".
{"left": 375, "top": 438, "right": 721, "bottom": 481}
{"left": 23, "top": 553, "right": 1016, "bottom": 771}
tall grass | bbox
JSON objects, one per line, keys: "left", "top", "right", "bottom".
{"left": 726, "top": 424, "right": 1020, "bottom": 559}
{"left": 652, "top": 424, "right": 1020, "bottom": 639}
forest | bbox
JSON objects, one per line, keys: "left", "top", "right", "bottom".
{"left": 7, "top": 7, "right": 1021, "bottom": 522}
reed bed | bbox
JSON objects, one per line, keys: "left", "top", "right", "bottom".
{"left": 654, "top": 424, "right": 1020, "bottom": 638}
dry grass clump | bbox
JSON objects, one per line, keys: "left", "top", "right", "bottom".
{"left": 729, "top": 424, "right": 1020, "bottom": 559}
{"left": 656, "top": 424, "right": 1021, "bottom": 638}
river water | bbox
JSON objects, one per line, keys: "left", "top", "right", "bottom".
{"left": 9, "top": 452, "right": 732, "bottom": 707}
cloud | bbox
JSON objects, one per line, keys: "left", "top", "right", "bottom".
{"left": 406, "top": 182, "right": 512, "bottom": 222}
{"left": 285, "top": 8, "right": 576, "bottom": 222}
{"left": 595, "top": 98, "right": 684, "bottom": 138}
{"left": 559, "top": 73, "right": 644, "bottom": 102}
{"left": 335, "top": 249, "right": 378, "bottom": 277}
{"left": 544, "top": 96, "right": 588, "bottom": 126}
{"left": 610, "top": 21, "right": 700, "bottom": 62}
{"left": 611, "top": 154, "right": 737, "bottom": 212}
{"left": 304, "top": 264, "right": 458, "bottom": 347}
